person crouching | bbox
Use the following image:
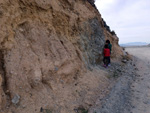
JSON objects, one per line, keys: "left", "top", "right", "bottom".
{"left": 103, "top": 44, "right": 110, "bottom": 67}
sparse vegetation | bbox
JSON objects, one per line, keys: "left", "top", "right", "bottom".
{"left": 77, "top": 107, "right": 88, "bottom": 113}
{"left": 40, "top": 107, "right": 53, "bottom": 113}
{"left": 113, "top": 70, "right": 119, "bottom": 78}
{"left": 87, "top": 0, "right": 95, "bottom": 6}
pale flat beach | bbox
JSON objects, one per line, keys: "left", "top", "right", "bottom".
{"left": 125, "top": 46, "right": 150, "bottom": 62}
{"left": 126, "top": 46, "right": 150, "bottom": 113}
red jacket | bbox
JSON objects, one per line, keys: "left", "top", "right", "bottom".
{"left": 104, "top": 48, "right": 110, "bottom": 57}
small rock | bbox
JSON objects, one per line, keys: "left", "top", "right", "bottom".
{"left": 143, "top": 100, "right": 150, "bottom": 105}
{"left": 5, "top": 90, "right": 10, "bottom": 94}
{"left": 19, "top": 28, "right": 24, "bottom": 32}
{"left": 60, "top": 79, "right": 64, "bottom": 83}
{"left": 141, "top": 78, "right": 144, "bottom": 80}
{"left": 122, "top": 59, "right": 127, "bottom": 63}
{"left": 147, "top": 86, "right": 150, "bottom": 89}
{"left": 117, "top": 69, "right": 121, "bottom": 72}
{"left": 55, "top": 67, "right": 58, "bottom": 71}
{"left": 12, "top": 94, "right": 20, "bottom": 104}
{"left": 22, "top": 104, "right": 26, "bottom": 108}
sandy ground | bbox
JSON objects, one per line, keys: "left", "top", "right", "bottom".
{"left": 126, "top": 47, "right": 150, "bottom": 63}
{"left": 126, "top": 47, "right": 150, "bottom": 113}
{"left": 89, "top": 47, "right": 150, "bottom": 113}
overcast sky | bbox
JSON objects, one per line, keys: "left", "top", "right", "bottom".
{"left": 95, "top": 0, "right": 150, "bottom": 44}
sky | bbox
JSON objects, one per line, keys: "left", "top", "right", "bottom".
{"left": 95, "top": 0, "right": 150, "bottom": 44}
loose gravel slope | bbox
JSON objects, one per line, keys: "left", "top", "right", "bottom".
{"left": 89, "top": 47, "right": 150, "bottom": 113}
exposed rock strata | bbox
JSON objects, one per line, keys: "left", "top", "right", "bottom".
{"left": 0, "top": 0, "right": 123, "bottom": 113}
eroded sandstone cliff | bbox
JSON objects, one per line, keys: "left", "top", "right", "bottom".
{"left": 0, "top": 0, "right": 123, "bottom": 113}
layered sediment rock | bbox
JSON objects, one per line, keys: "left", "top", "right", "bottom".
{"left": 0, "top": 0, "right": 123, "bottom": 113}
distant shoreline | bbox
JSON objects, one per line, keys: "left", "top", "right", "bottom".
{"left": 121, "top": 45, "right": 150, "bottom": 48}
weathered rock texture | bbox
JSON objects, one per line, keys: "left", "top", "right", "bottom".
{"left": 0, "top": 0, "right": 123, "bottom": 113}
{"left": 102, "top": 19, "right": 123, "bottom": 59}
{"left": 104, "top": 30, "right": 123, "bottom": 59}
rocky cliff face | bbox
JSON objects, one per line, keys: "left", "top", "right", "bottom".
{"left": 0, "top": 0, "right": 123, "bottom": 113}
{"left": 104, "top": 31, "right": 123, "bottom": 59}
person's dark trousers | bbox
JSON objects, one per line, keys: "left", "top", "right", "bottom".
{"left": 109, "top": 52, "right": 111, "bottom": 64}
{"left": 108, "top": 56, "right": 111, "bottom": 64}
{"left": 103, "top": 57, "right": 110, "bottom": 66}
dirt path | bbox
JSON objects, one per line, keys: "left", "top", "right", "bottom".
{"left": 126, "top": 47, "right": 150, "bottom": 113}
{"left": 89, "top": 47, "right": 150, "bottom": 113}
